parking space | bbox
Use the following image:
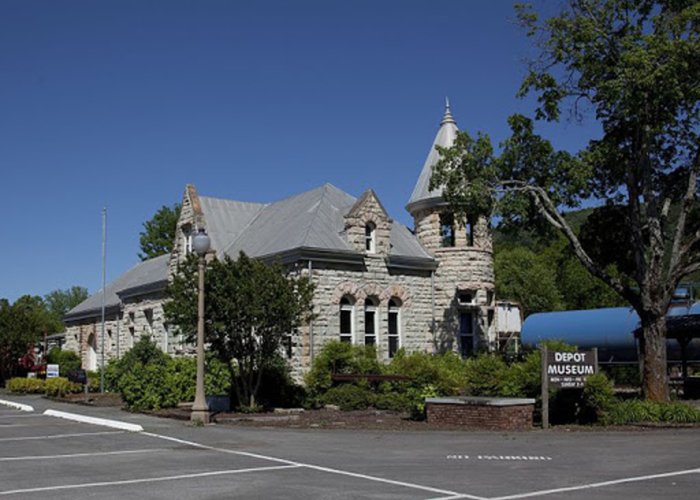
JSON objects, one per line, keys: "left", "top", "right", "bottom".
{"left": 1, "top": 396, "right": 699, "bottom": 499}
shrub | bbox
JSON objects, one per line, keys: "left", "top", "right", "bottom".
{"left": 305, "top": 341, "right": 382, "bottom": 401}
{"left": 44, "top": 377, "right": 82, "bottom": 397}
{"left": 165, "top": 356, "right": 232, "bottom": 404}
{"left": 579, "top": 372, "right": 615, "bottom": 423}
{"left": 254, "top": 354, "right": 306, "bottom": 409}
{"left": 109, "top": 337, "right": 175, "bottom": 410}
{"left": 603, "top": 400, "right": 700, "bottom": 425}
{"left": 320, "top": 384, "right": 375, "bottom": 411}
{"left": 6, "top": 377, "right": 45, "bottom": 394}
{"left": 46, "top": 348, "right": 81, "bottom": 373}
{"left": 464, "top": 355, "right": 507, "bottom": 396}
{"left": 374, "top": 391, "right": 412, "bottom": 413}
{"left": 387, "top": 350, "right": 465, "bottom": 395}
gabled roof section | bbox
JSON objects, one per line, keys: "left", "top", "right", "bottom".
{"left": 346, "top": 189, "right": 390, "bottom": 220}
{"left": 198, "top": 196, "right": 266, "bottom": 257}
{"left": 223, "top": 183, "right": 356, "bottom": 258}
{"left": 64, "top": 254, "right": 170, "bottom": 322}
{"left": 406, "top": 99, "right": 459, "bottom": 214}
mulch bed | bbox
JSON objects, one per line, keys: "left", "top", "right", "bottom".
{"left": 47, "top": 392, "right": 124, "bottom": 407}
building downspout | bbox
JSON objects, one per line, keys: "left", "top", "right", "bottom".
{"left": 308, "top": 259, "right": 314, "bottom": 363}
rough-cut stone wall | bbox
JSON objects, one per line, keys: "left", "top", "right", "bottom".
{"left": 64, "top": 315, "right": 121, "bottom": 371}
{"left": 412, "top": 208, "right": 496, "bottom": 353}
{"left": 344, "top": 190, "right": 392, "bottom": 255}
{"left": 288, "top": 255, "right": 435, "bottom": 380}
{"left": 122, "top": 293, "right": 177, "bottom": 355}
{"left": 169, "top": 184, "right": 202, "bottom": 277}
{"left": 64, "top": 291, "right": 174, "bottom": 370}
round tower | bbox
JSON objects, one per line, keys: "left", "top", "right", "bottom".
{"left": 406, "top": 100, "right": 495, "bottom": 356}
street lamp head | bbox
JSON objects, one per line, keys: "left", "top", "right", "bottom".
{"left": 192, "top": 228, "right": 211, "bottom": 256}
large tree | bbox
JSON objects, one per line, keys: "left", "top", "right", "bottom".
{"left": 138, "top": 204, "right": 181, "bottom": 261}
{"left": 432, "top": 0, "right": 699, "bottom": 401}
{"left": 44, "top": 286, "right": 89, "bottom": 332}
{"left": 164, "top": 252, "right": 314, "bottom": 409}
{"left": 0, "top": 296, "right": 53, "bottom": 382}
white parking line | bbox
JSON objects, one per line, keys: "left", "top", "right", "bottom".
{"left": 487, "top": 467, "right": 700, "bottom": 500}
{"left": 142, "top": 431, "right": 480, "bottom": 499}
{"left": 0, "top": 464, "right": 302, "bottom": 496}
{"left": 0, "top": 431, "right": 123, "bottom": 442}
{"left": 0, "top": 400, "right": 33, "bottom": 412}
{"left": 43, "top": 409, "right": 143, "bottom": 432}
{"left": 0, "top": 448, "right": 167, "bottom": 462}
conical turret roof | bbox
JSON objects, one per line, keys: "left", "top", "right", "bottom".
{"left": 406, "top": 99, "right": 459, "bottom": 214}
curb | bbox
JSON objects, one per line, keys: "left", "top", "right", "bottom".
{"left": 43, "top": 409, "right": 143, "bottom": 432}
{"left": 0, "top": 399, "right": 34, "bottom": 412}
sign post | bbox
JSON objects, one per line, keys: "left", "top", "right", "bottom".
{"left": 541, "top": 347, "right": 598, "bottom": 429}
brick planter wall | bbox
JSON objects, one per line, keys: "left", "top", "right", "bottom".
{"left": 426, "top": 397, "right": 534, "bottom": 431}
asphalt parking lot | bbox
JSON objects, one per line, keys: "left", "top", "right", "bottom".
{"left": 1, "top": 394, "right": 699, "bottom": 499}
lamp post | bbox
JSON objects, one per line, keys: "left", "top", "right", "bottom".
{"left": 191, "top": 228, "right": 210, "bottom": 424}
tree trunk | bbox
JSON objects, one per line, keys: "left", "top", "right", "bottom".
{"left": 639, "top": 314, "right": 669, "bottom": 402}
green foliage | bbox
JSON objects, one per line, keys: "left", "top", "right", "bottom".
{"left": 166, "top": 252, "right": 314, "bottom": 409}
{"left": 432, "top": 0, "right": 700, "bottom": 401}
{"left": 579, "top": 372, "right": 616, "bottom": 423}
{"left": 43, "top": 286, "right": 89, "bottom": 332}
{"left": 139, "top": 203, "right": 181, "bottom": 260}
{"left": 603, "top": 400, "right": 700, "bottom": 425}
{"left": 495, "top": 247, "right": 562, "bottom": 315}
{"left": 387, "top": 350, "right": 465, "bottom": 395}
{"left": 0, "top": 296, "right": 53, "bottom": 382}
{"left": 6, "top": 377, "right": 45, "bottom": 394}
{"left": 464, "top": 355, "right": 508, "bottom": 396}
{"left": 106, "top": 337, "right": 232, "bottom": 411}
{"left": 305, "top": 341, "right": 382, "bottom": 400}
{"left": 320, "top": 384, "right": 376, "bottom": 411}
{"left": 44, "top": 377, "right": 82, "bottom": 397}
{"left": 108, "top": 337, "right": 175, "bottom": 410}
{"left": 46, "top": 348, "right": 81, "bottom": 373}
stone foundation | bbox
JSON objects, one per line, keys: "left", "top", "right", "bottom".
{"left": 426, "top": 397, "right": 534, "bottom": 431}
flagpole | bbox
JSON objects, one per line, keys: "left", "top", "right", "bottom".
{"left": 100, "top": 207, "right": 107, "bottom": 393}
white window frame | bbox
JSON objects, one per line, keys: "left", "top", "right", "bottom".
{"left": 365, "top": 222, "right": 376, "bottom": 253}
{"left": 387, "top": 298, "right": 401, "bottom": 358}
{"left": 364, "top": 298, "right": 378, "bottom": 346}
{"left": 339, "top": 297, "right": 355, "bottom": 343}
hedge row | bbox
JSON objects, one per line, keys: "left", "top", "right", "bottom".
{"left": 6, "top": 377, "right": 82, "bottom": 397}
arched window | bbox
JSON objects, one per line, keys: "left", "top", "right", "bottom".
{"left": 388, "top": 298, "right": 401, "bottom": 358}
{"left": 365, "top": 222, "right": 376, "bottom": 253}
{"left": 339, "top": 296, "right": 354, "bottom": 343}
{"left": 364, "top": 298, "right": 378, "bottom": 345}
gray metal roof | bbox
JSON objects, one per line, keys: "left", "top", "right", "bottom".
{"left": 64, "top": 254, "right": 170, "bottom": 321}
{"left": 406, "top": 101, "right": 459, "bottom": 214}
{"left": 198, "top": 196, "right": 266, "bottom": 257}
{"left": 223, "top": 183, "right": 356, "bottom": 258}
{"left": 216, "top": 183, "right": 433, "bottom": 263}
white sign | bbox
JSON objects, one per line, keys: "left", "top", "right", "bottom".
{"left": 46, "top": 364, "right": 60, "bottom": 378}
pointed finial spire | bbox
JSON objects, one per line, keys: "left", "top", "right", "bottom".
{"left": 440, "top": 97, "right": 456, "bottom": 126}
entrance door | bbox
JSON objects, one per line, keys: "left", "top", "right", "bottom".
{"left": 459, "top": 312, "right": 474, "bottom": 358}
{"left": 86, "top": 334, "right": 97, "bottom": 371}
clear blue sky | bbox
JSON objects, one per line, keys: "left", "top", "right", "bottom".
{"left": 0, "top": 0, "right": 599, "bottom": 302}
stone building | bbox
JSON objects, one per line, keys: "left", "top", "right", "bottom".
{"left": 65, "top": 103, "right": 496, "bottom": 378}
